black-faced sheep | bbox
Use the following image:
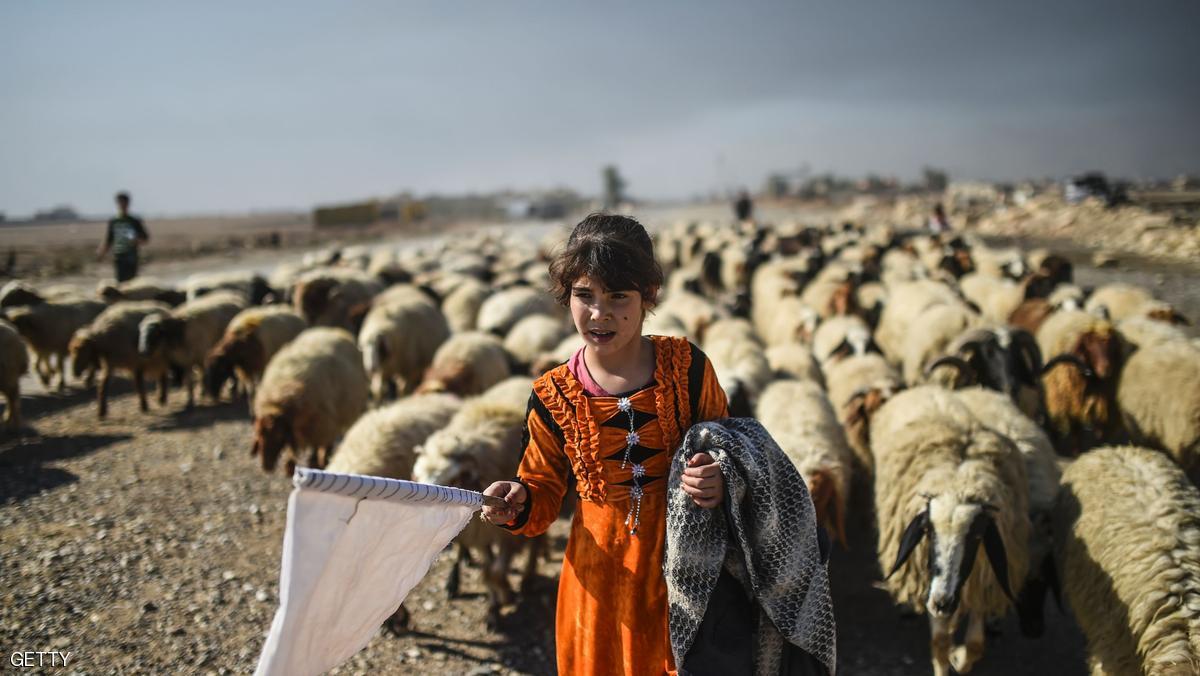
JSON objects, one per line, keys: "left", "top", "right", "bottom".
{"left": 872, "top": 386, "right": 1030, "bottom": 676}
{"left": 138, "top": 291, "right": 247, "bottom": 408}
{"left": 251, "top": 327, "right": 369, "bottom": 474}
{"left": 1054, "top": 445, "right": 1200, "bottom": 675}
{"left": 68, "top": 301, "right": 172, "bottom": 418}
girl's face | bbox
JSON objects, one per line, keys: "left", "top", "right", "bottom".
{"left": 569, "top": 275, "right": 648, "bottom": 357}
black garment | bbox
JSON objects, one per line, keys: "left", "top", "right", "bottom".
{"left": 105, "top": 215, "right": 148, "bottom": 256}
{"left": 734, "top": 196, "right": 753, "bottom": 221}
{"left": 114, "top": 252, "right": 139, "bottom": 283}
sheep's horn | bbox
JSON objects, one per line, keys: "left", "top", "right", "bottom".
{"left": 1042, "top": 354, "right": 1095, "bottom": 380}
{"left": 925, "top": 355, "right": 973, "bottom": 379}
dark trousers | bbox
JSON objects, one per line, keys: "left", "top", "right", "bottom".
{"left": 114, "top": 253, "right": 138, "bottom": 283}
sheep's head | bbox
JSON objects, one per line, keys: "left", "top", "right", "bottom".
{"left": 98, "top": 284, "right": 122, "bottom": 303}
{"left": 69, "top": 331, "right": 98, "bottom": 377}
{"left": 888, "top": 496, "right": 1015, "bottom": 618}
{"left": 138, "top": 315, "right": 183, "bottom": 357}
{"left": 0, "top": 282, "right": 44, "bottom": 308}
{"left": 926, "top": 328, "right": 1042, "bottom": 400}
{"left": 725, "top": 379, "right": 754, "bottom": 418}
{"left": 252, "top": 414, "right": 293, "bottom": 473}
{"left": 412, "top": 446, "right": 481, "bottom": 491}
{"left": 1077, "top": 327, "right": 1121, "bottom": 381}
{"left": 295, "top": 278, "right": 338, "bottom": 325}
{"left": 827, "top": 325, "right": 880, "bottom": 364}
{"left": 828, "top": 280, "right": 858, "bottom": 317}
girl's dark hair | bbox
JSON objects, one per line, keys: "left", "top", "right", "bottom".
{"left": 548, "top": 213, "right": 663, "bottom": 307}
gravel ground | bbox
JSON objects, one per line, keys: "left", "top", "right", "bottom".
{"left": 3, "top": 208, "right": 1198, "bottom": 675}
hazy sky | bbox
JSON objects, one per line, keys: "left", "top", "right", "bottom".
{"left": 2, "top": 1, "right": 1198, "bottom": 217}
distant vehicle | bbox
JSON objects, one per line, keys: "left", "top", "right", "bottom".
{"left": 1065, "top": 172, "right": 1128, "bottom": 207}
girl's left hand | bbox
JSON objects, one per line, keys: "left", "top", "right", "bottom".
{"left": 681, "top": 452, "right": 724, "bottom": 509}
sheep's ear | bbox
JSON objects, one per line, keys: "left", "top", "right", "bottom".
{"left": 982, "top": 516, "right": 1015, "bottom": 603}
{"left": 887, "top": 509, "right": 929, "bottom": 579}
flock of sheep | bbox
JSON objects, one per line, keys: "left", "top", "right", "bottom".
{"left": 1, "top": 218, "right": 1198, "bottom": 675}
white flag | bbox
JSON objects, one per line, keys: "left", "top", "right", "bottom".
{"left": 254, "top": 469, "right": 483, "bottom": 676}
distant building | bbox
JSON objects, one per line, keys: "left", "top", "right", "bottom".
{"left": 32, "top": 205, "right": 80, "bottom": 222}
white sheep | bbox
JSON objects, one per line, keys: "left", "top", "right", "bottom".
{"left": 203, "top": 305, "right": 307, "bottom": 403}
{"left": 956, "top": 387, "right": 1062, "bottom": 637}
{"left": 440, "top": 276, "right": 491, "bottom": 333}
{"left": 874, "top": 279, "right": 967, "bottom": 363}
{"left": 872, "top": 386, "right": 1030, "bottom": 676}
{"left": 138, "top": 291, "right": 247, "bottom": 408}
{"left": 824, "top": 353, "right": 904, "bottom": 472}
{"left": 1054, "top": 445, "right": 1200, "bottom": 675}
{"left": 68, "top": 301, "right": 172, "bottom": 418}
{"left": 251, "top": 327, "right": 369, "bottom": 474}
{"left": 475, "top": 287, "right": 559, "bottom": 337}
{"left": 0, "top": 319, "right": 29, "bottom": 432}
{"left": 3, "top": 297, "right": 105, "bottom": 390}
{"left": 412, "top": 396, "right": 538, "bottom": 629}
{"left": 811, "top": 315, "right": 876, "bottom": 367}
{"left": 703, "top": 319, "right": 771, "bottom": 417}
{"left": 1116, "top": 316, "right": 1189, "bottom": 352}
{"left": 1117, "top": 341, "right": 1200, "bottom": 480}
{"left": 756, "top": 379, "right": 853, "bottom": 546}
{"left": 358, "top": 289, "right": 450, "bottom": 400}
{"left": 416, "top": 331, "right": 511, "bottom": 396}
{"left": 763, "top": 297, "right": 821, "bottom": 348}
{"left": 764, "top": 343, "right": 824, "bottom": 385}
{"left": 503, "top": 314, "right": 568, "bottom": 375}
{"left": 326, "top": 393, "right": 462, "bottom": 481}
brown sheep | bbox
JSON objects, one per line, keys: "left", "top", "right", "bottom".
{"left": 68, "top": 301, "right": 172, "bottom": 418}
{"left": 1037, "top": 311, "right": 1125, "bottom": 455}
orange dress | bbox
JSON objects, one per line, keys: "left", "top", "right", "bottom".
{"left": 503, "top": 335, "right": 729, "bottom": 676}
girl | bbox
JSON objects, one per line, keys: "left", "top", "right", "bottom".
{"left": 482, "top": 213, "right": 729, "bottom": 675}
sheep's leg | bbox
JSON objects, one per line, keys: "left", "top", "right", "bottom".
{"left": 520, "top": 535, "right": 544, "bottom": 594}
{"left": 4, "top": 388, "right": 19, "bottom": 432}
{"left": 950, "top": 612, "right": 986, "bottom": 674}
{"left": 157, "top": 372, "right": 168, "bottom": 406}
{"left": 929, "top": 613, "right": 954, "bottom": 676}
{"left": 134, "top": 369, "right": 149, "bottom": 412}
{"left": 184, "top": 367, "right": 195, "bottom": 409}
{"left": 445, "top": 544, "right": 466, "bottom": 598}
{"left": 97, "top": 367, "right": 111, "bottom": 419}
{"left": 35, "top": 354, "right": 51, "bottom": 386}
{"left": 480, "top": 545, "right": 506, "bottom": 631}
{"left": 488, "top": 541, "right": 517, "bottom": 606}
{"left": 55, "top": 353, "right": 68, "bottom": 392}
{"left": 382, "top": 603, "right": 410, "bottom": 636}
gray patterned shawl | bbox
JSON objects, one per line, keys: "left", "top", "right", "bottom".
{"left": 665, "top": 418, "right": 837, "bottom": 675}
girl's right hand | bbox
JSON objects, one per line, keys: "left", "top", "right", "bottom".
{"left": 481, "top": 481, "right": 527, "bottom": 525}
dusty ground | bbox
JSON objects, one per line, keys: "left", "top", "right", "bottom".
{"left": 2, "top": 205, "right": 1198, "bottom": 675}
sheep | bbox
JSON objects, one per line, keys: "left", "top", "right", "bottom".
{"left": 703, "top": 320, "right": 771, "bottom": 417}
{"left": 503, "top": 314, "right": 567, "bottom": 375}
{"left": 203, "top": 305, "right": 307, "bottom": 403}
{"left": 97, "top": 278, "right": 186, "bottom": 306}
{"left": 358, "top": 290, "right": 450, "bottom": 400}
{"left": 440, "top": 276, "right": 491, "bottom": 333}
{"left": 654, "top": 289, "right": 725, "bottom": 344}
{"left": 763, "top": 297, "right": 821, "bottom": 347}
{"left": 477, "top": 376, "right": 534, "bottom": 409}
{"left": 68, "top": 301, "right": 172, "bottom": 418}
{"left": 811, "top": 315, "right": 877, "bottom": 367}
{"left": 756, "top": 380, "right": 852, "bottom": 546}
{"left": 874, "top": 280, "right": 967, "bottom": 363}
{"left": 416, "top": 331, "right": 511, "bottom": 396}
{"left": 750, "top": 257, "right": 812, "bottom": 338}
{"left": 251, "top": 327, "right": 369, "bottom": 474}
{"left": 1116, "top": 316, "right": 1190, "bottom": 352}
{"left": 1117, "top": 341, "right": 1200, "bottom": 481}
{"left": 138, "top": 291, "right": 247, "bottom": 408}
{"left": 475, "top": 287, "right": 559, "bottom": 337}
{"left": 0, "top": 319, "right": 28, "bottom": 432}
{"left": 184, "top": 270, "right": 273, "bottom": 305}
{"left": 291, "top": 267, "right": 382, "bottom": 331}
{"left": 641, "top": 310, "right": 689, "bottom": 340}
{"left": 824, "top": 353, "right": 904, "bottom": 473}
{"left": 872, "top": 386, "right": 1030, "bottom": 676}
{"left": 956, "top": 387, "right": 1062, "bottom": 637}
{"left": 800, "top": 263, "right": 860, "bottom": 319}
{"left": 1036, "top": 310, "right": 1125, "bottom": 455}
{"left": 764, "top": 343, "right": 824, "bottom": 385}
{"left": 0, "top": 280, "right": 78, "bottom": 308}
{"left": 412, "top": 395, "right": 541, "bottom": 629}
{"left": 1007, "top": 282, "right": 1087, "bottom": 335}
{"left": 922, "top": 326, "right": 1045, "bottom": 421}
{"left": 900, "top": 303, "right": 979, "bottom": 386}
{"left": 3, "top": 298, "right": 105, "bottom": 390}
{"left": 1054, "top": 445, "right": 1200, "bottom": 675}
{"left": 530, "top": 333, "right": 583, "bottom": 377}
{"left": 959, "top": 271, "right": 1056, "bottom": 325}
{"left": 325, "top": 392, "right": 462, "bottom": 482}
{"left": 1086, "top": 283, "right": 1190, "bottom": 326}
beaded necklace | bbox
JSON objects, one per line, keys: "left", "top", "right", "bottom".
{"left": 616, "top": 395, "right": 645, "bottom": 536}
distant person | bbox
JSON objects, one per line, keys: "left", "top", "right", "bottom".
{"left": 928, "top": 202, "right": 951, "bottom": 234}
{"left": 734, "top": 189, "right": 753, "bottom": 222}
{"left": 97, "top": 191, "right": 148, "bottom": 282}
